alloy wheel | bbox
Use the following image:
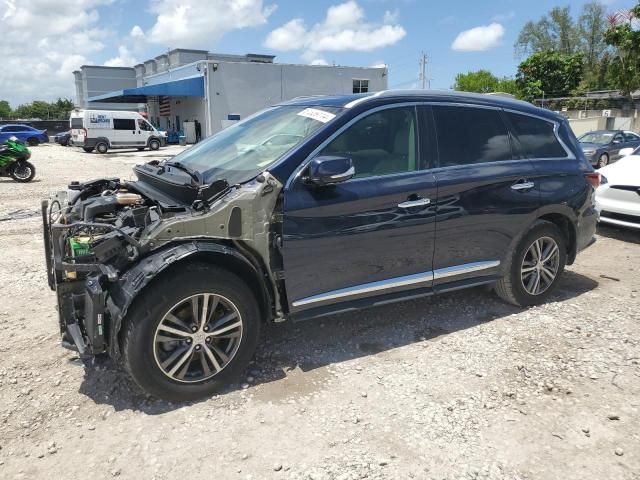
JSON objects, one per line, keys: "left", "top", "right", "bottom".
{"left": 153, "top": 293, "right": 243, "bottom": 383}
{"left": 520, "top": 236, "right": 560, "bottom": 296}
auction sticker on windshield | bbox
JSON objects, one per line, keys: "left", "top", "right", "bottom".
{"left": 297, "top": 108, "right": 336, "bottom": 124}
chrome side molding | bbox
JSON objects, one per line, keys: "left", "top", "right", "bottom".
{"left": 292, "top": 260, "right": 500, "bottom": 308}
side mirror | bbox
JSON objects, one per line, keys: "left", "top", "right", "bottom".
{"left": 306, "top": 156, "right": 355, "bottom": 185}
{"left": 619, "top": 147, "right": 634, "bottom": 157}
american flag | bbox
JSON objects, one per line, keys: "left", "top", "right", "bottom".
{"left": 159, "top": 96, "right": 171, "bottom": 116}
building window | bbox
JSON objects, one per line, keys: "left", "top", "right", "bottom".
{"left": 353, "top": 79, "right": 369, "bottom": 94}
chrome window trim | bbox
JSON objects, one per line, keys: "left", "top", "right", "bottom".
{"left": 501, "top": 108, "right": 575, "bottom": 160}
{"left": 291, "top": 260, "right": 500, "bottom": 308}
{"left": 284, "top": 102, "right": 423, "bottom": 190}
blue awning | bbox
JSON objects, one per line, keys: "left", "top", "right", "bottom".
{"left": 88, "top": 76, "right": 204, "bottom": 103}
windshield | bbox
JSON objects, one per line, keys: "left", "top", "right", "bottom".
{"left": 579, "top": 132, "right": 613, "bottom": 145}
{"left": 168, "top": 105, "right": 342, "bottom": 184}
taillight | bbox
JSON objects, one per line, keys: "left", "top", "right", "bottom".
{"left": 83, "top": 128, "right": 87, "bottom": 138}
{"left": 585, "top": 172, "right": 601, "bottom": 189}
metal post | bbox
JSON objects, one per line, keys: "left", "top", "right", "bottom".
{"left": 419, "top": 52, "right": 427, "bottom": 89}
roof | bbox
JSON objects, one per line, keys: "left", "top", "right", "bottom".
{"left": 280, "top": 90, "right": 562, "bottom": 121}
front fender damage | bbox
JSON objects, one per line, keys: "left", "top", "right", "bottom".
{"left": 105, "top": 241, "right": 264, "bottom": 361}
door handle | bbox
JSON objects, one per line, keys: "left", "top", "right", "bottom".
{"left": 511, "top": 181, "right": 535, "bottom": 191}
{"left": 398, "top": 198, "right": 431, "bottom": 209}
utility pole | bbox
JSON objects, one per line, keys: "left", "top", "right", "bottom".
{"left": 419, "top": 52, "right": 428, "bottom": 89}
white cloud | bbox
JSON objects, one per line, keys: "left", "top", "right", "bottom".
{"left": 144, "top": 0, "right": 276, "bottom": 48}
{"left": 451, "top": 23, "right": 505, "bottom": 52}
{"left": 130, "top": 25, "right": 145, "bottom": 38}
{"left": 264, "top": 0, "right": 406, "bottom": 63}
{"left": 0, "top": 0, "right": 114, "bottom": 105}
{"left": 104, "top": 46, "right": 138, "bottom": 67}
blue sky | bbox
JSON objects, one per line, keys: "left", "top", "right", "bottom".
{"left": 0, "top": 0, "right": 631, "bottom": 105}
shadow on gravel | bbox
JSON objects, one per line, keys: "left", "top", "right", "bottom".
{"left": 77, "top": 270, "right": 598, "bottom": 413}
{"left": 597, "top": 224, "right": 640, "bottom": 244}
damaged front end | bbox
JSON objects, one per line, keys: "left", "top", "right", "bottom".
{"left": 43, "top": 170, "right": 284, "bottom": 359}
{"left": 42, "top": 177, "right": 161, "bottom": 355}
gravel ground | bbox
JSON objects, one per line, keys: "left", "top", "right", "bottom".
{"left": 0, "top": 144, "right": 639, "bottom": 480}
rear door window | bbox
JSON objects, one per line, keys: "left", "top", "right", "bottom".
{"left": 506, "top": 112, "right": 567, "bottom": 159}
{"left": 71, "top": 118, "right": 83, "bottom": 129}
{"left": 113, "top": 118, "right": 136, "bottom": 130}
{"left": 624, "top": 132, "right": 640, "bottom": 142}
{"left": 433, "top": 106, "right": 511, "bottom": 167}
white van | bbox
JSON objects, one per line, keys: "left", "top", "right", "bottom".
{"left": 70, "top": 109, "right": 166, "bottom": 154}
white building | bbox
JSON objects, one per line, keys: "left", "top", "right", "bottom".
{"left": 73, "top": 49, "right": 388, "bottom": 138}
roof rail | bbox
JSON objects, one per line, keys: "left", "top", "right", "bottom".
{"left": 344, "top": 90, "right": 387, "bottom": 109}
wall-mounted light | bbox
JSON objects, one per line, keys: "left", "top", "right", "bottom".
{"left": 212, "top": 63, "right": 219, "bottom": 72}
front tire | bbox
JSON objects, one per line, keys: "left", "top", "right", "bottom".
{"left": 10, "top": 161, "right": 36, "bottom": 182}
{"left": 149, "top": 138, "right": 160, "bottom": 151}
{"left": 122, "top": 264, "right": 261, "bottom": 402}
{"left": 494, "top": 221, "right": 567, "bottom": 307}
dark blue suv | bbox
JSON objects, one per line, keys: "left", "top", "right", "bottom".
{"left": 43, "top": 91, "right": 598, "bottom": 401}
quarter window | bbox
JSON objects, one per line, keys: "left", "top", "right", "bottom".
{"left": 506, "top": 112, "right": 567, "bottom": 159}
{"left": 352, "top": 79, "right": 369, "bottom": 94}
{"left": 624, "top": 132, "right": 640, "bottom": 142}
{"left": 433, "top": 106, "right": 511, "bottom": 167}
{"left": 113, "top": 118, "right": 136, "bottom": 130}
{"left": 320, "top": 107, "right": 418, "bottom": 178}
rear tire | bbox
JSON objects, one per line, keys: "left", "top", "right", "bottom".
{"left": 494, "top": 221, "right": 567, "bottom": 307}
{"left": 82, "top": 147, "right": 94, "bottom": 153}
{"left": 121, "top": 263, "right": 261, "bottom": 402}
{"left": 10, "top": 161, "right": 36, "bottom": 182}
{"left": 27, "top": 137, "right": 39, "bottom": 147}
{"left": 137, "top": 147, "right": 145, "bottom": 151}
{"left": 149, "top": 138, "right": 160, "bottom": 151}
{"left": 96, "top": 142, "right": 108, "bottom": 154}
{"left": 597, "top": 153, "right": 609, "bottom": 168}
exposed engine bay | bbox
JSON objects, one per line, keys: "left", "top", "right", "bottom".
{"left": 42, "top": 167, "right": 284, "bottom": 358}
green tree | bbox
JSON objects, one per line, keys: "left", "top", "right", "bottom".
{"left": 604, "top": 3, "right": 640, "bottom": 99}
{"left": 30, "top": 100, "right": 51, "bottom": 119}
{"left": 516, "top": 6, "right": 578, "bottom": 56}
{"left": 0, "top": 100, "right": 11, "bottom": 119}
{"left": 51, "top": 98, "right": 74, "bottom": 119}
{"left": 579, "top": 2, "right": 608, "bottom": 67}
{"left": 453, "top": 70, "right": 499, "bottom": 93}
{"left": 453, "top": 70, "right": 518, "bottom": 96}
{"left": 12, "top": 104, "right": 32, "bottom": 119}
{"left": 516, "top": 51, "right": 585, "bottom": 101}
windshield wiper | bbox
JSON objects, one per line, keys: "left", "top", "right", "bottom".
{"left": 162, "top": 161, "right": 203, "bottom": 184}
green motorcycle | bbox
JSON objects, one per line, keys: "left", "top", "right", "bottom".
{"left": 0, "top": 136, "right": 36, "bottom": 182}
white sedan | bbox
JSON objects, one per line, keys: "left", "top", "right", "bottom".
{"left": 596, "top": 147, "right": 640, "bottom": 229}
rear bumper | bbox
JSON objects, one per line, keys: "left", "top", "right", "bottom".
{"left": 576, "top": 205, "right": 598, "bottom": 254}
{"left": 599, "top": 211, "right": 640, "bottom": 229}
